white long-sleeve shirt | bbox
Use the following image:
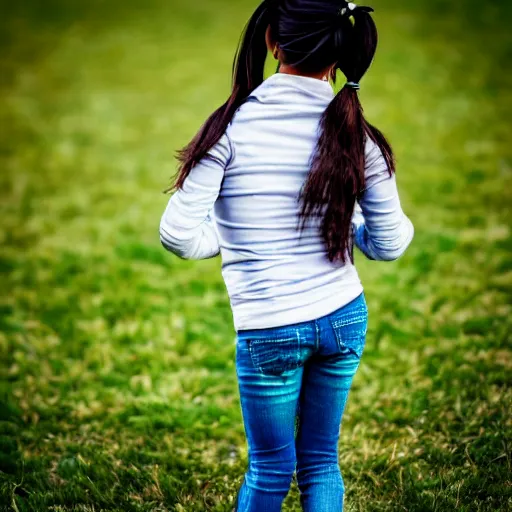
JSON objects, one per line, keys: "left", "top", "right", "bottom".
{"left": 160, "top": 73, "right": 414, "bottom": 331}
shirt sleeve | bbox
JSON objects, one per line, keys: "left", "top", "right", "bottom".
{"left": 352, "top": 137, "right": 414, "bottom": 261}
{"left": 159, "top": 133, "right": 232, "bottom": 260}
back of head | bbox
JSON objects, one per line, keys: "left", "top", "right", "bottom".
{"left": 172, "top": 0, "right": 395, "bottom": 263}
{"left": 270, "top": 0, "right": 374, "bottom": 77}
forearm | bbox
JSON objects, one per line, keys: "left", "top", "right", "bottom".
{"left": 160, "top": 193, "right": 220, "bottom": 260}
{"left": 159, "top": 133, "right": 231, "bottom": 261}
{"left": 353, "top": 213, "right": 414, "bottom": 261}
{"left": 355, "top": 169, "right": 414, "bottom": 261}
{"left": 160, "top": 211, "right": 220, "bottom": 260}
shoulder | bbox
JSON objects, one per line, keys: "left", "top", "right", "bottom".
{"left": 364, "top": 136, "right": 386, "bottom": 169}
{"left": 364, "top": 136, "right": 393, "bottom": 188}
{"left": 206, "top": 131, "right": 235, "bottom": 168}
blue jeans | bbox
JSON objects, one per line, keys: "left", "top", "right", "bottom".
{"left": 235, "top": 293, "right": 368, "bottom": 512}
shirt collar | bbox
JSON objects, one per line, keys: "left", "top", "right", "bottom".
{"left": 248, "top": 72, "right": 335, "bottom": 104}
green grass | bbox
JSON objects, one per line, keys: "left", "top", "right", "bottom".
{"left": 1, "top": 0, "right": 511, "bottom": 510}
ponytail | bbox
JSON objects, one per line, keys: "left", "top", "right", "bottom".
{"left": 300, "top": 8, "right": 395, "bottom": 263}
{"left": 168, "top": 1, "right": 395, "bottom": 266}
{"left": 167, "top": 1, "right": 272, "bottom": 193}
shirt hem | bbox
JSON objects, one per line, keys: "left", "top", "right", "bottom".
{"left": 233, "top": 284, "right": 364, "bottom": 332}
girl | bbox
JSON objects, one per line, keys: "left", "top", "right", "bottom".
{"left": 159, "top": 0, "right": 414, "bottom": 510}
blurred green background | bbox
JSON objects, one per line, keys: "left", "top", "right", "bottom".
{"left": 1, "top": 0, "right": 511, "bottom": 510}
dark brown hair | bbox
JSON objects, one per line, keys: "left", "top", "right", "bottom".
{"left": 167, "top": 0, "right": 395, "bottom": 263}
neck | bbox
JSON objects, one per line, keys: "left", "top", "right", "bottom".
{"left": 278, "top": 64, "right": 329, "bottom": 82}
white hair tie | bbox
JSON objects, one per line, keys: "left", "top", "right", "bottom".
{"left": 339, "top": 1, "right": 374, "bottom": 17}
{"left": 340, "top": 2, "right": 357, "bottom": 16}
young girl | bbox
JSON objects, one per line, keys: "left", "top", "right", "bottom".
{"left": 160, "top": 0, "right": 413, "bottom": 510}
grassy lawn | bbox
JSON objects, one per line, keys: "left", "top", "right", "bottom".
{"left": 1, "top": 0, "right": 511, "bottom": 510}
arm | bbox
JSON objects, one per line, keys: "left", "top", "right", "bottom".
{"left": 352, "top": 138, "right": 414, "bottom": 261}
{"left": 159, "top": 133, "right": 231, "bottom": 260}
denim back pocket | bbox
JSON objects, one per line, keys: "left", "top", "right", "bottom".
{"left": 246, "top": 331, "right": 304, "bottom": 376}
{"left": 329, "top": 297, "right": 368, "bottom": 359}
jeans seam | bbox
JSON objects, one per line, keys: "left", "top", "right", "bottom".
{"left": 247, "top": 340, "right": 264, "bottom": 375}
{"left": 333, "top": 331, "right": 366, "bottom": 358}
{"left": 331, "top": 311, "right": 368, "bottom": 329}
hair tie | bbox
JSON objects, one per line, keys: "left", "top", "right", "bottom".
{"left": 339, "top": 2, "right": 357, "bottom": 16}
{"left": 345, "top": 81, "right": 360, "bottom": 90}
{"left": 338, "top": 1, "right": 375, "bottom": 17}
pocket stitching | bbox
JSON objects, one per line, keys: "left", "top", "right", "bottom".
{"left": 331, "top": 310, "right": 368, "bottom": 358}
{"left": 247, "top": 335, "right": 302, "bottom": 375}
